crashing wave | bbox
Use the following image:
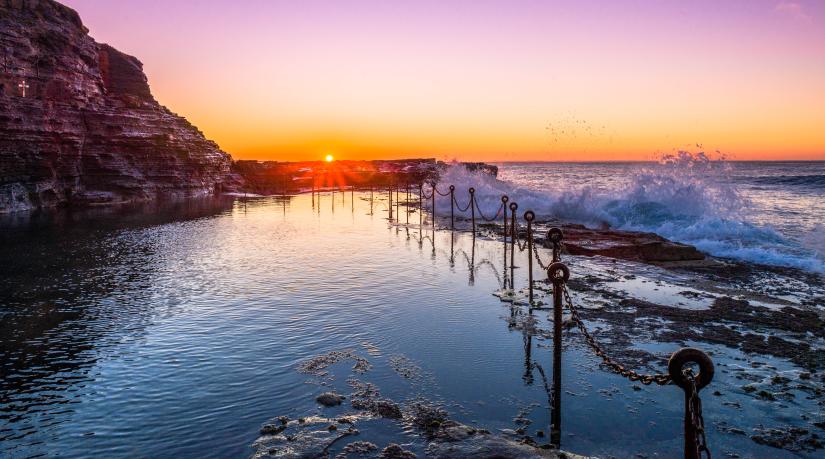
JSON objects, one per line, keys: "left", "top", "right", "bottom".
{"left": 434, "top": 153, "right": 825, "bottom": 273}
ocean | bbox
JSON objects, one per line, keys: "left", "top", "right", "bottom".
{"left": 443, "top": 158, "right": 825, "bottom": 274}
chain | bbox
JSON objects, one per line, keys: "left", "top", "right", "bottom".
{"left": 474, "top": 200, "right": 505, "bottom": 222}
{"left": 563, "top": 286, "right": 672, "bottom": 385}
{"left": 434, "top": 185, "right": 451, "bottom": 196}
{"left": 453, "top": 193, "right": 472, "bottom": 212}
{"left": 421, "top": 186, "right": 435, "bottom": 200}
{"left": 511, "top": 222, "right": 529, "bottom": 251}
{"left": 684, "top": 368, "right": 712, "bottom": 458}
{"left": 532, "top": 241, "right": 550, "bottom": 270}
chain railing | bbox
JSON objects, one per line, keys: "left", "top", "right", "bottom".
{"left": 368, "top": 182, "right": 715, "bottom": 459}
{"left": 546, "top": 229, "right": 714, "bottom": 459}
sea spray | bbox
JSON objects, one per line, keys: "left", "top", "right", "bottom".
{"left": 436, "top": 155, "right": 825, "bottom": 273}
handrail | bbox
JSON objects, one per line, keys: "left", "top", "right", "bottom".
{"left": 367, "top": 181, "right": 714, "bottom": 458}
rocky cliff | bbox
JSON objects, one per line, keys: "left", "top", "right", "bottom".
{"left": 0, "top": 0, "right": 234, "bottom": 213}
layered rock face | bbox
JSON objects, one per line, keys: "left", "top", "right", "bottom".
{"left": 0, "top": 0, "right": 233, "bottom": 213}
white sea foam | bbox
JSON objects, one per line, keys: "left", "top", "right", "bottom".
{"left": 435, "top": 154, "right": 825, "bottom": 274}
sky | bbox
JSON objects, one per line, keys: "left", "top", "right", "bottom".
{"left": 62, "top": 0, "right": 825, "bottom": 162}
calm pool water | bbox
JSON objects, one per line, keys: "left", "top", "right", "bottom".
{"left": 0, "top": 193, "right": 820, "bottom": 458}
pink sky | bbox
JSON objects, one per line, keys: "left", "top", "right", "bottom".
{"left": 63, "top": 0, "right": 825, "bottom": 161}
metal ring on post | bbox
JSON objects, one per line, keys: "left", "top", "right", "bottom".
{"left": 501, "top": 195, "right": 509, "bottom": 204}
{"left": 668, "top": 348, "right": 714, "bottom": 391}
{"left": 509, "top": 202, "right": 518, "bottom": 212}
{"left": 547, "top": 262, "right": 569, "bottom": 284}
{"left": 469, "top": 187, "right": 475, "bottom": 195}
{"left": 548, "top": 227, "right": 563, "bottom": 243}
{"left": 524, "top": 210, "right": 535, "bottom": 222}
{"left": 449, "top": 185, "right": 455, "bottom": 192}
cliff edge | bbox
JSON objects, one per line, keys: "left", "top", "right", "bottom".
{"left": 0, "top": 0, "right": 234, "bottom": 213}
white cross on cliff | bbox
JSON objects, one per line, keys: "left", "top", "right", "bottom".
{"left": 18, "top": 79, "right": 29, "bottom": 97}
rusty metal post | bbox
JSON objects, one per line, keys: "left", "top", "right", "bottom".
{"left": 549, "top": 227, "right": 563, "bottom": 262}
{"left": 668, "top": 348, "right": 715, "bottom": 459}
{"left": 524, "top": 211, "right": 535, "bottom": 306}
{"left": 547, "top": 261, "right": 570, "bottom": 448}
{"left": 449, "top": 185, "right": 455, "bottom": 230}
{"left": 370, "top": 187, "right": 373, "bottom": 215}
{"left": 469, "top": 187, "right": 476, "bottom": 235}
{"left": 406, "top": 183, "right": 410, "bottom": 224}
{"left": 501, "top": 195, "right": 509, "bottom": 288}
{"left": 432, "top": 183, "right": 436, "bottom": 230}
{"left": 419, "top": 183, "right": 423, "bottom": 227}
{"left": 502, "top": 197, "right": 509, "bottom": 241}
{"left": 395, "top": 184, "right": 399, "bottom": 219}
{"left": 509, "top": 202, "right": 518, "bottom": 290}
{"left": 388, "top": 186, "right": 393, "bottom": 220}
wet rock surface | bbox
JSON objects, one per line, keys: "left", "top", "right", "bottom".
{"left": 379, "top": 444, "right": 416, "bottom": 458}
{"left": 564, "top": 288, "right": 825, "bottom": 371}
{"left": 259, "top": 350, "right": 583, "bottom": 458}
{"left": 546, "top": 224, "right": 706, "bottom": 263}
{"left": 317, "top": 392, "right": 346, "bottom": 407}
{"left": 517, "top": 252, "right": 825, "bottom": 454}
{"left": 750, "top": 426, "right": 823, "bottom": 452}
{"left": 297, "top": 350, "right": 373, "bottom": 378}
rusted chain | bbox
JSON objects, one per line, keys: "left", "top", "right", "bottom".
{"left": 532, "top": 241, "right": 551, "bottom": 270}
{"left": 453, "top": 192, "right": 472, "bottom": 213}
{"left": 474, "top": 200, "right": 505, "bottom": 222}
{"left": 511, "top": 220, "right": 530, "bottom": 251}
{"left": 684, "top": 368, "right": 712, "bottom": 458}
{"left": 562, "top": 285, "right": 672, "bottom": 385}
{"left": 434, "top": 185, "right": 452, "bottom": 197}
{"left": 421, "top": 185, "right": 435, "bottom": 200}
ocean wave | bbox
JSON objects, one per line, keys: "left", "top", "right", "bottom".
{"left": 436, "top": 154, "right": 825, "bottom": 274}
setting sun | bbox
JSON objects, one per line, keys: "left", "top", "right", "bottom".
{"left": 325, "top": 154, "right": 334, "bottom": 162}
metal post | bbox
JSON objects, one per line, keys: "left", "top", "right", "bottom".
{"left": 432, "top": 183, "right": 436, "bottom": 230}
{"left": 370, "top": 187, "right": 373, "bottom": 215}
{"left": 547, "top": 262, "right": 570, "bottom": 448}
{"left": 351, "top": 185, "right": 354, "bottom": 212}
{"left": 469, "top": 188, "right": 476, "bottom": 235}
{"left": 389, "top": 186, "right": 393, "bottom": 220}
{"left": 668, "top": 348, "right": 715, "bottom": 459}
{"left": 406, "top": 183, "right": 410, "bottom": 224}
{"left": 510, "top": 202, "right": 517, "bottom": 291}
{"left": 525, "top": 211, "right": 535, "bottom": 306}
{"left": 395, "top": 185, "right": 400, "bottom": 220}
{"left": 501, "top": 195, "right": 509, "bottom": 288}
{"left": 501, "top": 194, "right": 510, "bottom": 243}
{"left": 419, "top": 184, "right": 423, "bottom": 227}
{"left": 449, "top": 185, "right": 455, "bottom": 230}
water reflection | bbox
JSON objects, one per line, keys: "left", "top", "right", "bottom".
{"left": 1, "top": 193, "right": 818, "bottom": 458}
{"left": 0, "top": 197, "right": 236, "bottom": 447}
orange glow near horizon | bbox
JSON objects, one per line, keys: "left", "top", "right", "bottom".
{"left": 325, "top": 154, "right": 334, "bottom": 162}
{"left": 63, "top": 0, "right": 825, "bottom": 162}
